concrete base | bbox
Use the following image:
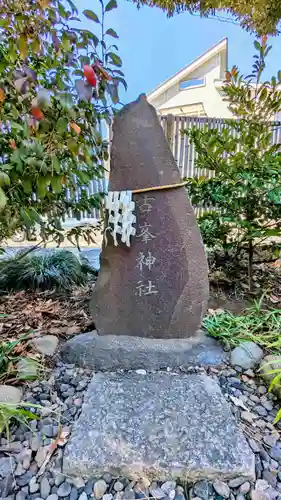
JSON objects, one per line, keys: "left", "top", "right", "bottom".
{"left": 63, "top": 372, "right": 255, "bottom": 481}
{"left": 60, "top": 330, "right": 227, "bottom": 371}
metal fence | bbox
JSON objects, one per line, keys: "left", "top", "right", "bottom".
{"left": 160, "top": 115, "right": 281, "bottom": 179}
{"left": 71, "top": 115, "right": 281, "bottom": 222}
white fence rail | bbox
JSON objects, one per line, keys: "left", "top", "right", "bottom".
{"left": 71, "top": 115, "right": 281, "bottom": 222}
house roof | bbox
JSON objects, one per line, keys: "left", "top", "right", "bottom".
{"left": 147, "top": 38, "right": 228, "bottom": 101}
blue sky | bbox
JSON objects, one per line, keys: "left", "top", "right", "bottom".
{"left": 77, "top": 0, "right": 281, "bottom": 104}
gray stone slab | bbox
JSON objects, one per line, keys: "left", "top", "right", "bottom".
{"left": 63, "top": 373, "right": 255, "bottom": 481}
{"left": 60, "top": 330, "right": 227, "bottom": 370}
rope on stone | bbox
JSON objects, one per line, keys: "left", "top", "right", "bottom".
{"left": 132, "top": 181, "right": 187, "bottom": 194}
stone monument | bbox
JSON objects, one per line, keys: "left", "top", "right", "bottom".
{"left": 90, "top": 94, "right": 209, "bottom": 339}
{"left": 61, "top": 95, "right": 224, "bottom": 370}
{"left": 62, "top": 95, "right": 255, "bottom": 483}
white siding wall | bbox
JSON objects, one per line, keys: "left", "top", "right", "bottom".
{"left": 149, "top": 54, "right": 232, "bottom": 119}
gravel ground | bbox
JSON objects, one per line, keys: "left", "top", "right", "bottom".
{"left": 1, "top": 360, "right": 281, "bottom": 500}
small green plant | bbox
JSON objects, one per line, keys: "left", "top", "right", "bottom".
{"left": 185, "top": 37, "right": 281, "bottom": 291}
{"left": 0, "top": 249, "right": 96, "bottom": 292}
{"left": 0, "top": 333, "right": 45, "bottom": 385}
{"left": 204, "top": 297, "right": 281, "bottom": 351}
{"left": 258, "top": 359, "right": 281, "bottom": 423}
{"left": 0, "top": 402, "right": 39, "bottom": 439}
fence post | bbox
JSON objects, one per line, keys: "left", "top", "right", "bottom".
{"left": 166, "top": 114, "right": 174, "bottom": 150}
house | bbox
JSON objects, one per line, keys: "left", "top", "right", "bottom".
{"left": 147, "top": 38, "right": 233, "bottom": 119}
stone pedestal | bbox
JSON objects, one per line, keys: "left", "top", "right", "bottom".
{"left": 61, "top": 330, "right": 227, "bottom": 371}
{"left": 63, "top": 373, "right": 255, "bottom": 481}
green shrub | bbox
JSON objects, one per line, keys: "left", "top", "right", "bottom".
{"left": 0, "top": 250, "right": 96, "bottom": 292}
{"left": 0, "top": 402, "right": 39, "bottom": 439}
{"left": 185, "top": 39, "right": 281, "bottom": 291}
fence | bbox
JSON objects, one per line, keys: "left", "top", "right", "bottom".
{"left": 160, "top": 115, "right": 281, "bottom": 179}
{"left": 71, "top": 115, "right": 281, "bottom": 222}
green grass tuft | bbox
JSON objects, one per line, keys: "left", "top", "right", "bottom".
{"left": 204, "top": 297, "right": 281, "bottom": 352}
{"left": 0, "top": 249, "right": 97, "bottom": 292}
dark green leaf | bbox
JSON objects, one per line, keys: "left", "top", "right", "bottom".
{"left": 0, "top": 172, "right": 10, "bottom": 186}
{"left": 107, "top": 82, "right": 119, "bottom": 103}
{"left": 105, "top": 0, "right": 117, "bottom": 12}
{"left": 113, "top": 76, "right": 127, "bottom": 90}
{"left": 22, "top": 178, "right": 32, "bottom": 194}
{"left": 107, "top": 52, "right": 122, "bottom": 67}
{"left": 0, "top": 188, "right": 7, "bottom": 212}
{"left": 51, "top": 176, "right": 63, "bottom": 193}
{"left": 36, "top": 178, "right": 47, "bottom": 199}
{"left": 57, "top": 117, "right": 68, "bottom": 134}
{"left": 52, "top": 155, "right": 61, "bottom": 174}
{"left": 83, "top": 9, "right": 100, "bottom": 23}
{"left": 105, "top": 28, "right": 118, "bottom": 38}
{"left": 20, "top": 208, "right": 32, "bottom": 227}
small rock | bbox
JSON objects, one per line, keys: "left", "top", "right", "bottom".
{"left": 103, "top": 474, "right": 113, "bottom": 485}
{"left": 236, "top": 495, "right": 245, "bottom": 500}
{"left": 57, "top": 482, "right": 72, "bottom": 497}
{"left": 261, "top": 401, "right": 274, "bottom": 412}
{"left": 22, "top": 448, "right": 32, "bottom": 470}
{"left": 30, "top": 477, "right": 40, "bottom": 494}
{"left": 255, "top": 405, "right": 268, "bottom": 417}
{"left": 249, "top": 438, "right": 261, "bottom": 453}
{"left": 70, "top": 487, "right": 78, "bottom": 500}
{"left": 213, "top": 480, "right": 230, "bottom": 498}
{"left": 250, "top": 395, "right": 261, "bottom": 403}
{"left": 76, "top": 379, "right": 88, "bottom": 391}
{"left": 78, "top": 494, "right": 88, "bottom": 500}
{"left": 239, "top": 482, "right": 251, "bottom": 494}
{"left": 161, "top": 482, "right": 177, "bottom": 495}
{"left": 16, "top": 492, "right": 27, "bottom": 500}
{"left": 46, "top": 495, "right": 59, "bottom": 500}
{"left": 103, "top": 495, "right": 114, "bottom": 500}
{"left": 35, "top": 446, "right": 51, "bottom": 468}
{"left": 228, "top": 478, "right": 247, "bottom": 488}
{"left": 149, "top": 487, "right": 166, "bottom": 499}
{"left": 263, "top": 435, "right": 277, "bottom": 447}
{"left": 176, "top": 487, "right": 184, "bottom": 495}
{"left": 54, "top": 474, "right": 65, "bottom": 487}
{"left": 16, "top": 471, "right": 34, "bottom": 487}
{"left": 40, "top": 477, "right": 51, "bottom": 499}
{"left": 244, "top": 369, "right": 255, "bottom": 377}
{"left": 0, "top": 385, "right": 22, "bottom": 404}
{"left": 30, "top": 435, "right": 42, "bottom": 452}
{"left": 241, "top": 411, "right": 256, "bottom": 423}
{"left": 174, "top": 495, "right": 185, "bottom": 500}
{"left": 114, "top": 482, "right": 124, "bottom": 492}
{"left": 262, "top": 471, "right": 277, "bottom": 488}
{"left": 231, "top": 342, "right": 264, "bottom": 369}
{"left": 70, "top": 477, "right": 85, "bottom": 489}
{"left": 17, "top": 358, "right": 38, "bottom": 379}
{"left": 94, "top": 479, "right": 108, "bottom": 499}
{"left": 85, "top": 479, "right": 95, "bottom": 495}
{"left": 193, "top": 481, "right": 212, "bottom": 500}
{"left": 257, "top": 386, "right": 268, "bottom": 395}
{"left": 15, "top": 462, "right": 26, "bottom": 477}
{"left": 122, "top": 490, "right": 134, "bottom": 500}
{"left": 135, "top": 369, "right": 147, "bottom": 375}
{"left": 33, "top": 335, "right": 58, "bottom": 356}
{"left": 268, "top": 446, "right": 281, "bottom": 463}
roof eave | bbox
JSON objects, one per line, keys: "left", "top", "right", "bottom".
{"left": 147, "top": 38, "right": 228, "bottom": 102}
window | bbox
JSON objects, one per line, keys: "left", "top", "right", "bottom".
{"left": 180, "top": 78, "right": 205, "bottom": 90}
